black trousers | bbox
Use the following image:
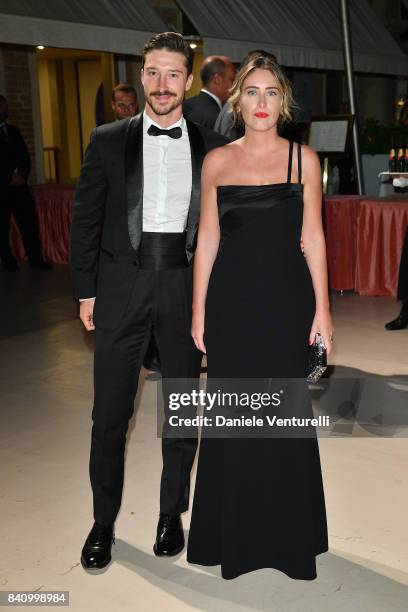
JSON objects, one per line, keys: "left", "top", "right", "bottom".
{"left": 397, "top": 227, "right": 408, "bottom": 310}
{"left": 0, "top": 185, "right": 44, "bottom": 265}
{"left": 90, "top": 233, "right": 202, "bottom": 525}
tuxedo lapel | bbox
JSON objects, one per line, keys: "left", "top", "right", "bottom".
{"left": 125, "top": 113, "right": 144, "bottom": 253}
{"left": 185, "top": 118, "right": 206, "bottom": 258}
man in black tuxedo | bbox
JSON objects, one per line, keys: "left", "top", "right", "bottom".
{"left": 70, "top": 32, "right": 228, "bottom": 571}
{"left": 183, "top": 55, "right": 235, "bottom": 129}
{"left": 0, "top": 95, "right": 50, "bottom": 272}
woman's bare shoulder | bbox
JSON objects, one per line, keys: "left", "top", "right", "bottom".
{"left": 203, "top": 140, "right": 243, "bottom": 176}
{"left": 205, "top": 139, "right": 242, "bottom": 162}
{"left": 299, "top": 143, "right": 320, "bottom": 163}
{"left": 299, "top": 143, "right": 321, "bottom": 177}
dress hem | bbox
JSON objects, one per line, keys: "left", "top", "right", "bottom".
{"left": 187, "top": 545, "right": 329, "bottom": 581}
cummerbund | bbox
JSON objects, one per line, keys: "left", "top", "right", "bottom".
{"left": 139, "top": 231, "right": 188, "bottom": 270}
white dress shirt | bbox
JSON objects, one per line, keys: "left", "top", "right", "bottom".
{"left": 201, "top": 89, "right": 222, "bottom": 110}
{"left": 80, "top": 111, "right": 192, "bottom": 301}
{"left": 142, "top": 111, "right": 192, "bottom": 232}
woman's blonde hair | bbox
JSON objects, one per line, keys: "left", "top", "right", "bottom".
{"left": 229, "top": 53, "right": 294, "bottom": 125}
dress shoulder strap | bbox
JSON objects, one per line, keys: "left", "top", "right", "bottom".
{"left": 286, "top": 140, "right": 294, "bottom": 183}
{"left": 297, "top": 142, "right": 302, "bottom": 183}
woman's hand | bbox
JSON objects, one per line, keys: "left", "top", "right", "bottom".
{"left": 309, "top": 307, "right": 334, "bottom": 355}
{"left": 191, "top": 310, "right": 206, "bottom": 354}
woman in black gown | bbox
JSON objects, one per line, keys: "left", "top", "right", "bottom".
{"left": 188, "top": 53, "right": 334, "bottom": 580}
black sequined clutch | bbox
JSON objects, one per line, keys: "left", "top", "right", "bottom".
{"left": 306, "top": 332, "right": 327, "bottom": 383}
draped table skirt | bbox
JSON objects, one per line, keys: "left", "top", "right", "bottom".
{"left": 323, "top": 195, "right": 364, "bottom": 291}
{"left": 10, "top": 183, "right": 74, "bottom": 264}
{"left": 354, "top": 197, "right": 408, "bottom": 296}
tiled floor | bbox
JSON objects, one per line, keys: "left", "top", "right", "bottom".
{"left": 1, "top": 264, "right": 407, "bottom": 611}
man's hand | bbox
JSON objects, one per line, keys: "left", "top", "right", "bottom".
{"left": 79, "top": 298, "right": 96, "bottom": 331}
{"left": 300, "top": 237, "right": 305, "bottom": 255}
{"left": 9, "top": 173, "right": 26, "bottom": 187}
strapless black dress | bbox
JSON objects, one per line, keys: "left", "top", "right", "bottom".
{"left": 187, "top": 141, "right": 329, "bottom": 580}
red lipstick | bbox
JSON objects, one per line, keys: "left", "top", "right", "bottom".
{"left": 254, "top": 112, "right": 269, "bottom": 118}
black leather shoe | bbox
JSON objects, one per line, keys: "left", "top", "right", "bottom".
{"left": 80, "top": 522, "right": 114, "bottom": 571}
{"left": 153, "top": 514, "right": 184, "bottom": 557}
{"left": 385, "top": 314, "right": 408, "bottom": 331}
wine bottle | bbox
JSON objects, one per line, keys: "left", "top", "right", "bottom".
{"left": 397, "top": 146, "right": 405, "bottom": 172}
{"left": 389, "top": 146, "right": 396, "bottom": 172}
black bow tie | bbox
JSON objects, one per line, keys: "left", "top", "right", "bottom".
{"left": 147, "top": 124, "right": 182, "bottom": 139}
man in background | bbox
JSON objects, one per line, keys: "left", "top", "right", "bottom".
{"left": 111, "top": 83, "right": 138, "bottom": 120}
{"left": 183, "top": 55, "right": 234, "bottom": 129}
{"left": 0, "top": 95, "right": 51, "bottom": 272}
{"left": 385, "top": 228, "right": 408, "bottom": 330}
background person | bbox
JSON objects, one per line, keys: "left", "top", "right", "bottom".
{"left": 385, "top": 228, "right": 408, "bottom": 330}
{"left": 111, "top": 83, "right": 138, "bottom": 120}
{"left": 0, "top": 95, "right": 51, "bottom": 272}
{"left": 183, "top": 55, "right": 235, "bottom": 129}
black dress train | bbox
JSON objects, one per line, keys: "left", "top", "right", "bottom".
{"left": 187, "top": 141, "right": 329, "bottom": 580}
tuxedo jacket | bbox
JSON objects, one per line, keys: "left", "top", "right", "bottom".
{"left": 70, "top": 112, "right": 228, "bottom": 328}
{"left": 183, "top": 91, "right": 221, "bottom": 130}
{"left": 0, "top": 123, "right": 31, "bottom": 189}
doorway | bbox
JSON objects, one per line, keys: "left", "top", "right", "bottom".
{"left": 37, "top": 47, "right": 115, "bottom": 182}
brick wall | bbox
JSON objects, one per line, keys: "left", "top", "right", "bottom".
{"left": 1, "top": 44, "right": 37, "bottom": 183}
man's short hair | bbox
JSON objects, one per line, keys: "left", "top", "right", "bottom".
{"left": 200, "top": 58, "right": 228, "bottom": 87}
{"left": 143, "top": 32, "right": 194, "bottom": 76}
{"left": 112, "top": 83, "right": 137, "bottom": 102}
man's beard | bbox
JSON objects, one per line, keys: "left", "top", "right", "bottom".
{"left": 146, "top": 90, "right": 183, "bottom": 116}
